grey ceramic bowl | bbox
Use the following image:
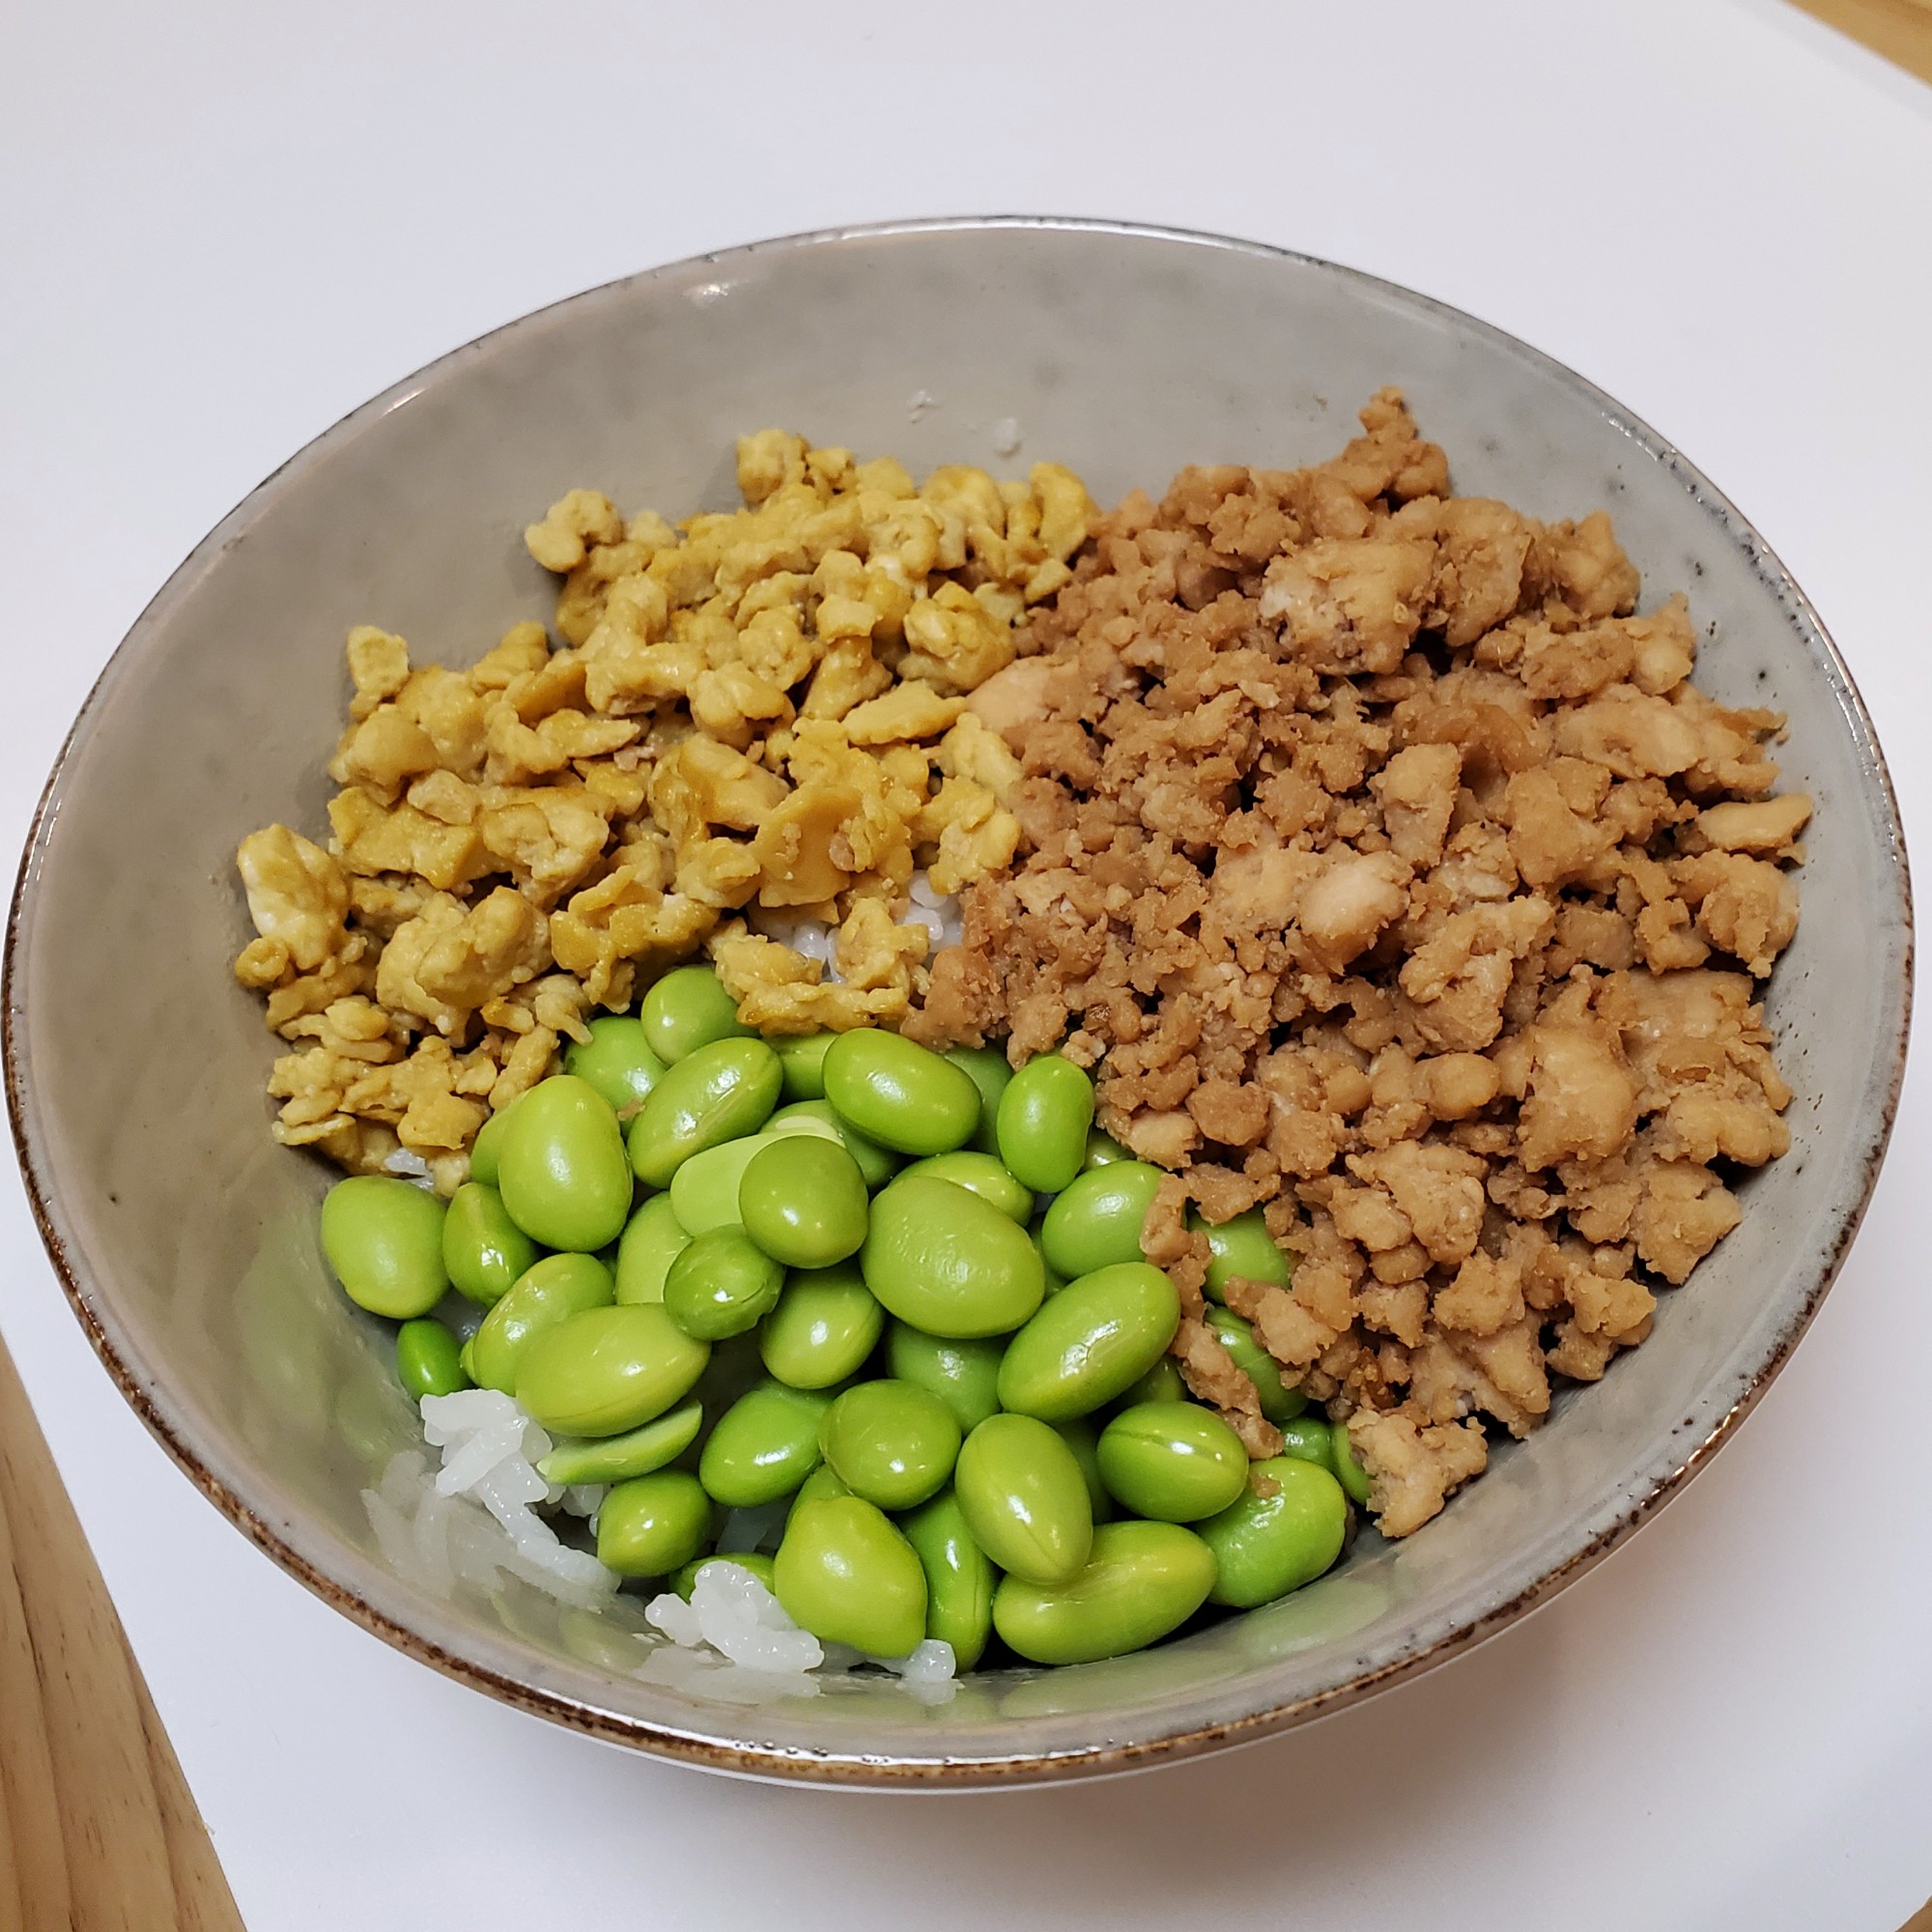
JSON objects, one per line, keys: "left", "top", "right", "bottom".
{"left": 5, "top": 218, "right": 1911, "bottom": 1784}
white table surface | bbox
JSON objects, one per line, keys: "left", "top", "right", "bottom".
{"left": 4, "top": 1, "right": 1930, "bottom": 1925}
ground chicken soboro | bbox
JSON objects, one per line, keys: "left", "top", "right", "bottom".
{"left": 912, "top": 389, "right": 1805, "bottom": 1539}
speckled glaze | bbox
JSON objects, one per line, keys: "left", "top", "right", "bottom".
{"left": 4, "top": 219, "right": 1912, "bottom": 1785}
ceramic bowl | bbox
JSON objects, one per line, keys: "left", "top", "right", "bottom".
{"left": 5, "top": 219, "right": 1911, "bottom": 1784}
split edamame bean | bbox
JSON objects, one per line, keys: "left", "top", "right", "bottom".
{"left": 699, "top": 1381, "right": 833, "bottom": 1508}
{"left": 563, "top": 1015, "right": 668, "bottom": 1112}
{"left": 1205, "top": 1307, "right": 1307, "bottom": 1425}
{"left": 640, "top": 964, "right": 754, "bottom": 1064}
{"left": 663, "top": 1226, "right": 784, "bottom": 1340}
{"left": 396, "top": 1319, "right": 469, "bottom": 1400}
{"left": 861, "top": 1175, "right": 1044, "bottom": 1338}
{"left": 765, "top": 1100, "right": 899, "bottom": 1189}
{"left": 497, "top": 1075, "right": 633, "bottom": 1253}
{"left": 1038, "top": 1161, "right": 1165, "bottom": 1278}
{"left": 884, "top": 1322, "right": 1005, "bottom": 1432}
{"left": 668, "top": 1132, "right": 778, "bottom": 1235}
{"left": 675, "top": 1550, "right": 777, "bottom": 1599}
{"left": 953, "top": 1412, "right": 1093, "bottom": 1586}
{"left": 822, "top": 1030, "right": 981, "bottom": 1156}
{"left": 996, "top": 1262, "right": 1181, "bottom": 1421}
{"left": 468, "top": 1252, "right": 615, "bottom": 1395}
{"left": 739, "top": 1134, "right": 869, "bottom": 1268}
{"left": 992, "top": 1520, "right": 1217, "bottom": 1665}
{"left": 440, "top": 1180, "right": 538, "bottom": 1308}
{"left": 597, "top": 1470, "right": 713, "bottom": 1577}
{"left": 995, "top": 1052, "right": 1094, "bottom": 1193}
{"left": 897, "top": 1151, "right": 1034, "bottom": 1224}
{"left": 514, "top": 1303, "right": 711, "bottom": 1437}
{"left": 1198, "top": 1457, "right": 1348, "bottom": 1607}
{"left": 1331, "top": 1420, "right": 1372, "bottom": 1506}
{"left": 1097, "top": 1403, "right": 1249, "bottom": 1521}
{"left": 614, "top": 1193, "right": 692, "bottom": 1305}
{"left": 759, "top": 1264, "right": 883, "bottom": 1389}
{"left": 774, "top": 1033, "right": 835, "bottom": 1101}
{"left": 1191, "top": 1207, "right": 1294, "bottom": 1304}
{"left": 942, "top": 1045, "right": 1012, "bottom": 1156}
{"left": 901, "top": 1491, "right": 995, "bottom": 1669}
{"left": 819, "top": 1379, "right": 961, "bottom": 1511}
{"left": 774, "top": 1496, "right": 927, "bottom": 1658}
{"left": 536, "top": 1398, "right": 703, "bottom": 1486}
{"left": 320, "top": 1175, "right": 449, "bottom": 1320}
{"left": 628, "top": 1038, "right": 782, "bottom": 1188}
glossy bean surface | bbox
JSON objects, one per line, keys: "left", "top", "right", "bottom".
{"left": 1097, "top": 1402, "right": 1249, "bottom": 1521}
{"left": 1206, "top": 1307, "right": 1307, "bottom": 1424}
{"left": 774, "top": 1033, "right": 835, "bottom": 1101}
{"left": 395, "top": 1319, "right": 468, "bottom": 1400}
{"left": 628, "top": 1038, "right": 782, "bottom": 1188}
{"left": 663, "top": 1226, "right": 785, "bottom": 1341}
{"left": 614, "top": 1193, "right": 691, "bottom": 1305}
{"left": 942, "top": 1045, "right": 1011, "bottom": 1155}
{"left": 497, "top": 1075, "right": 633, "bottom": 1252}
{"left": 597, "top": 1470, "right": 712, "bottom": 1577}
{"left": 320, "top": 1176, "right": 449, "bottom": 1320}
{"left": 1276, "top": 1415, "right": 1338, "bottom": 1474}
{"left": 861, "top": 1175, "right": 1044, "bottom": 1338}
{"left": 668, "top": 1132, "right": 776, "bottom": 1235}
{"left": 901, "top": 1491, "right": 995, "bottom": 1669}
{"left": 759, "top": 1264, "right": 883, "bottom": 1389}
{"left": 536, "top": 1399, "right": 703, "bottom": 1486}
{"left": 953, "top": 1413, "right": 1093, "bottom": 1585}
{"left": 884, "top": 1323, "right": 1005, "bottom": 1432}
{"left": 992, "top": 1520, "right": 1217, "bottom": 1664}
{"left": 819, "top": 1379, "right": 961, "bottom": 1512}
{"left": 564, "top": 1015, "right": 668, "bottom": 1112}
{"left": 440, "top": 1180, "right": 537, "bottom": 1308}
{"left": 897, "top": 1151, "right": 1034, "bottom": 1224}
{"left": 640, "top": 964, "right": 754, "bottom": 1064}
{"left": 515, "top": 1303, "right": 711, "bottom": 1437}
{"left": 996, "top": 1262, "right": 1181, "bottom": 1421}
{"left": 822, "top": 1030, "right": 980, "bottom": 1156}
{"left": 766, "top": 1100, "right": 899, "bottom": 1189}
{"left": 467, "top": 1094, "right": 524, "bottom": 1188}
{"left": 739, "top": 1134, "right": 869, "bottom": 1268}
{"left": 699, "top": 1381, "right": 832, "bottom": 1507}
{"left": 1200, "top": 1457, "right": 1348, "bottom": 1607}
{"left": 468, "top": 1253, "right": 615, "bottom": 1394}
{"left": 1332, "top": 1420, "right": 1373, "bottom": 1506}
{"left": 994, "top": 1053, "right": 1094, "bottom": 1193}
{"left": 1193, "top": 1207, "right": 1294, "bottom": 1304}
{"left": 1038, "top": 1161, "right": 1164, "bottom": 1278}
{"left": 774, "top": 1496, "right": 926, "bottom": 1659}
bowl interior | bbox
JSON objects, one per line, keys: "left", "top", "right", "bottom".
{"left": 7, "top": 220, "right": 1909, "bottom": 1781}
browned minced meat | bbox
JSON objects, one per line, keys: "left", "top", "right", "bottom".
{"left": 910, "top": 389, "right": 1806, "bottom": 1538}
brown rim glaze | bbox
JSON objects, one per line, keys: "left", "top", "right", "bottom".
{"left": 3, "top": 216, "right": 1914, "bottom": 1785}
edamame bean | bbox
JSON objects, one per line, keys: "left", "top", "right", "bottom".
{"left": 614, "top": 1193, "right": 691, "bottom": 1305}
{"left": 996, "top": 1262, "right": 1181, "bottom": 1421}
{"left": 862, "top": 1176, "right": 1043, "bottom": 1338}
{"left": 1055, "top": 1418, "right": 1112, "bottom": 1524}
{"left": 1205, "top": 1308, "right": 1307, "bottom": 1424}
{"left": 995, "top": 1053, "right": 1094, "bottom": 1193}
{"left": 320, "top": 1175, "right": 449, "bottom": 1319}
{"left": 775, "top": 1033, "right": 835, "bottom": 1101}
{"left": 1331, "top": 1420, "right": 1372, "bottom": 1506}
{"left": 564, "top": 1015, "right": 668, "bottom": 1112}
{"left": 943, "top": 1045, "right": 1011, "bottom": 1156}
{"left": 597, "top": 1470, "right": 712, "bottom": 1577}
{"left": 897, "top": 1151, "right": 1034, "bottom": 1224}
{"left": 992, "top": 1520, "right": 1217, "bottom": 1665}
{"left": 668, "top": 1132, "right": 778, "bottom": 1235}
{"left": 396, "top": 1319, "right": 469, "bottom": 1400}
{"left": 1082, "top": 1128, "right": 1130, "bottom": 1170}
{"left": 884, "top": 1322, "right": 1004, "bottom": 1432}
{"left": 469, "top": 1252, "right": 615, "bottom": 1394}
{"left": 822, "top": 1030, "right": 980, "bottom": 1156}
{"left": 699, "top": 1381, "right": 833, "bottom": 1507}
{"left": 1276, "top": 1415, "right": 1337, "bottom": 1475}
{"left": 640, "top": 964, "right": 753, "bottom": 1064}
{"left": 536, "top": 1399, "right": 702, "bottom": 1485}
{"left": 468, "top": 1094, "right": 524, "bottom": 1188}
{"left": 774, "top": 1496, "right": 926, "bottom": 1658}
{"left": 1031, "top": 1217, "right": 1068, "bottom": 1297}
{"left": 1038, "top": 1161, "right": 1164, "bottom": 1278}
{"left": 515, "top": 1303, "right": 711, "bottom": 1436}
{"left": 1120, "top": 1355, "right": 1187, "bottom": 1406}
{"left": 663, "top": 1226, "right": 784, "bottom": 1340}
{"left": 766, "top": 1101, "right": 899, "bottom": 1189}
{"left": 901, "top": 1491, "right": 995, "bottom": 1669}
{"left": 1191, "top": 1207, "right": 1294, "bottom": 1304}
{"left": 819, "top": 1379, "right": 961, "bottom": 1511}
{"left": 953, "top": 1413, "right": 1093, "bottom": 1585}
{"left": 739, "top": 1135, "right": 869, "bottom": 1268}
{"left": 1199, "top": 1457, "right": 1348, "bottom": 1606}
{"left": 1098, "top": 1403, "right": 1249, "bottom": 1521}
{"left": 440, "top": 1180, "right": 538, "bottom": 1308}
{"left": 789, "top": 1463, "right": 852, "bottom": 1512}
{"left": 675, "top": 1550, "right": 777, "bottom": 1599}
{"left": 628, "top": 1038, "right": 782, "bottom": 1188}
{"left": 759, "top": 1264, "right": 882, "bottom": 1389}
{"left": 497, "top": 1075, "right": 632, "bottom": 1253}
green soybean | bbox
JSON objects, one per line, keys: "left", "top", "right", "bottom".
{"left": 497, "top": 1075, "right": 632, "bottom": 1253}
{"left": 663, "top": 1226, "right": 784, "bottom": 1340}
{"left": 995, "top": 1053, "right": 1094, "bottom": 1193}
{"left": 320, "top": 1175, "right": 449, "bottom": 1320}
{"left": 628, "top": 1038, "right": 782, "bottom": 1188}
{"left": 1054, "top": 1418, "right": 1112, "bottom": 1525}
{"left": 902, "top": 1491, "right": 995, "bottom": 1669}
{"left": 1098, "top": 1403, "right": 1249, "bottom": 1521}
{"left": 668, "top": 1133, "right": 775, "bottom": 1235}
{"left": 468, "top": 1094, "right": 524, "bottom": 1188}
{"left": 536, "top": 1399, "right": 703, "bottom": 1485}
{"left": 819, "top": 1379, "right": 961, "bottom": 1512}
{"left": 1039, "top": 1161, "right": 1163, "bottom": 1278}
{"left": 885, "top": 1322, "right": 1004, "bottom": 1432}
{"left": 515, "top": 1303, "right": 711, "bottom": 1436}
{"left": 822, "top": 1030, "right": 980, "bottom": 1156}
{"left": 774, "top": 1496, "right": 927, "bottom": 1658}
{"left": 1332, "top": 1421, "right": 1373, "bottom": 1507}
{"left": 1082, "top": 1128, "right": 1130, "bottom": 1170}
{"left": 564, "top": 1014, "right": 668, "bottom": 1112}
{"left": 1120, "top": 1355, "right": 1187, "bottom": 1406}
{"left": 766, "top": 1100, "right": 899, "bottom": 1189}
{"left": 862, "top": 1175, "right": 1044, "bottom": 1338}
{"left": 1277, "top": 1415, "right": 1338, "bottom": 1475}
{"left": 996, "top": 1262, "right": 1181, "bottom": 1421}
{"left": 789, "top": 1463, "right": 852, "bottom": 1512}
{"left": 943, "top": 1045, "right": 1012, "bottom": 1155}
{"left": 992, "top": 1520, "right": 1217, "bottom": 1665}
{"left": 1031, "top": 1217, "right": 1068, "bottom": 1297}
{"left": 440, "top": 1181, "right": 538, "bottom": 1308}
{"left": 1191, "top": 1207, "right": 1294, "bottom": 1304}
{"left": 396, "top": 1319, "right": 468, "bottom": 1400}
{"left": 953, "top": 1413, "right": 1093, "bottom": 1585}
{"left": 759, "top": 1264, "right": 882, "bottom": 1389}
{"left": 614, "top": 1193, "right": 691, "bottom": 1305}
{"left": 597, "top": 1470, "right": 712, "bottom": 1577}
{"left": 469, "top": 1252, "right": 615, "bottom": 1394}
{"left": 1205, "top": 1308, "right": 1307, "bottom": 1425}
{"left": 1199, "top": 1457, "right": 1348, "bottom": 1607}
{"left": 739, "top": 1135, "right": 869, "bottom": 1268}
{"left": 640, "top": 964, "right": 753, "bottom": 1064}
{"left": 675, "top": 1550, "right": 777, "bottom": 1599}
{"left": 699, "top": 1381, "right": 832, "bottom": 1507}
{"left": 774, "top": 1033, "right": 835, "bottom": 1101}
{"left": 897, "top": 1151, "right": 1034, "bottom": 1224}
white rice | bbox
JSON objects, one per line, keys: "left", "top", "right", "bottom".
{"left": 989, "top": 415, "right": 1022, "bottom": 458}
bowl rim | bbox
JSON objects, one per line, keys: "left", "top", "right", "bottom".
{"left": 4, "top": 213, "right": 1914, "bottom": 1785}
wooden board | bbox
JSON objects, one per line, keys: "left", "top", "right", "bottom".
{"left": 1789, "top": 0, "right": 1932, "bottom": 82}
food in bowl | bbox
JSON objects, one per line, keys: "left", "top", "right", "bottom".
{"left": 231, "top": 389, "right": 1806, "bottom": 1681}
